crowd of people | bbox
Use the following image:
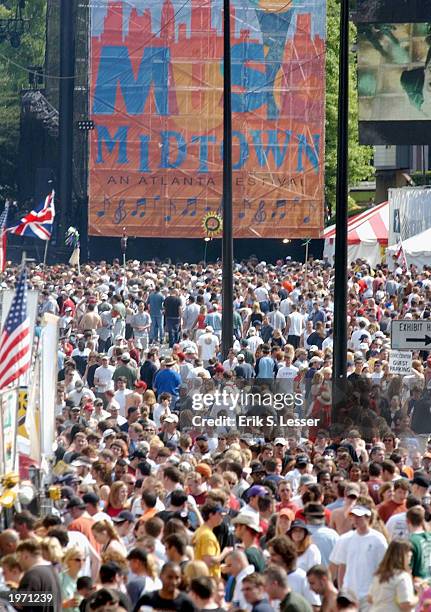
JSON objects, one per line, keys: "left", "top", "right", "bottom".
{"left": 1, "top": 253, "right": 431, "bottom": 611}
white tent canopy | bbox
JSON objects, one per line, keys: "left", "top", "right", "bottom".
{"left": 387, "top": 226, "right": 431, "bottom": 270}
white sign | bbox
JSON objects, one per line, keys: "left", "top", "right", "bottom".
{"left": 391, "top": 319, "right": 431, "bottom": 350}
{"left": 389, "top": 350, "right": 412, "bottom": 375}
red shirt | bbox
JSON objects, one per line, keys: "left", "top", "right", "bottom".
{"left": 61, "top": 297, "right": 76, "bottom": 316}
{"left": 367, "top": 478, "right": 382, "bottom": 505}
{"left": 276, "top": 501, "right": 299, "bottom": 513}
{"left": 377, "top": 499, "right": 406, "bottom": 523}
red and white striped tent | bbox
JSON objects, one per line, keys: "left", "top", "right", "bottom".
{"left": 321, "top": 201, "right": 389, "bottom": 267}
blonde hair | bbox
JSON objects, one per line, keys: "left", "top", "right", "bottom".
{"left": 40, "top": 537, "right": 63, "bottom": 564}
{"left": 240, "top": 449, "right": 252, "bottom": 466}
{"left": 92, "top": 520, "right": 121, "bottom": 541}
{"left": 311, "top": 371, "right": 324, "bottom": 385}
{"left": 62, "top": 546, "right": 84, "bottom": 565}
{"left": 101, "top": 549, "right": 128, "bottom": 573}
{"left": 142, "top": 390, "right": 157, "bottom": 406}
{"left": 183, "top": 560, "right": 210, "bottom": 586}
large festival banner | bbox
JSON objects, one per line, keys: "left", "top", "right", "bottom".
{"left": 88, "top": 0, "right": 325, "bottom": 238}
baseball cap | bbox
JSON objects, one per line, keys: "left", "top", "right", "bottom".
{"left": 299, "top": 474, "right": 316, "bottom": 487}
{"left": 250, "top": 461, "right": 265, "bottom": 474}
{"left": 164, "top": 414, "right": 179, "bottom": 424}
{"left": 102, "top": 429, "right": 116, "bottom": 439}
{"left": 112, "top": 510, "right": 135, "bottom": 523}
{"left": 82, "top": 492, "right": 100, "bottom": 505}
{"left": 295, "top": 455, "right": 309, "bottom": 467}
{"left": 247, "top": 485, "right": 268, "bottom": 498}
{"left": 411, "top": 474, "right": 430, "bottom": 489}
{"left": 345, "top": 485, "right": 360, "bottom": 498}
{"left": 349, "top": 505, "right": 371, "bottom": 517}
{"left": 274, "top": 437, "right": 287, "bottom": 446}
{"left": 279, "top": 508, "right": 295, "bottom": 520}
{"left": 66, "top": 496, "right": 86, "bottom": 510}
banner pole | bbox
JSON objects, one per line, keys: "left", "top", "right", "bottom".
{"left": 221, "top": 0, "right": 234, "bottom": 360}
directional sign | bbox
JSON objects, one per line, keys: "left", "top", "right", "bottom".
{"left": 391, "top": 320, "right": 431, "bottom": 350}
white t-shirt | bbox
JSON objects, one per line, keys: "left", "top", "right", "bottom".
{"left": 276, "top": 365, "right": 298, "bottom": 393}
{"left": 288, "top": 312, "right": 304, "bottom": 336}
{"left": 335, "top": 529, "right": 388, "bottom": 599}
{"left": 114, "top": 388, "right": 133, "bottom": 417}
{"left": 152, "top": 403, "right": 171, "bottom": 428}
{"left": 94, "top": 365, "right": 115, "bottom": 393}
{"left": 386, "top": 511, "right": 408, "bottom": 541}
{"left": 297, "top": 543, "right": 322, "bottom": 572}
{"left": 247, "top": 335, "right": 264, "bottom": 355}
{"left": 254, "top": 286, "right": 269, "bottom": 302}
{"left": 287, "top": 568, "right": 321, "bottom": 607}
{"left": 369, "top": 571, "right": 415, "bottom": 612}
{"left": 197, "top": 333, "right": 219, "bottom": 360}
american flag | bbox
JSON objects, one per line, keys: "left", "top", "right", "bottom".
{"left": 0, "top": 200, "right": 10, "bottom": 272}
{"left": 0, "top": 267, "right": 31, "bottom": 389}
{"left": 8, "top": 190, "right": 55, "bottom": 240}
{"left": 395, "top": 238, "right": 408, "bottom": 272}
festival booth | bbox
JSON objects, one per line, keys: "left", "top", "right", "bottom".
{"left": 386, "top": 227, "right": 431, "bottom": 269}
{"left": 322, "top": 201, "right": 389, "bottom": 268}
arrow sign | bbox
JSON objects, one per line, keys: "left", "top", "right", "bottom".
{"left": 406, "top": 335, "right": 431, "bottom": 345}
{"left": 392, "top": 320, "right": 431, "bottom": 350}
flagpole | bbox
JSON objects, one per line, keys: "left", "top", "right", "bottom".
{"left": 304, "top": 239, "right": 310, "bottom": 291}
{"left": 43, "top": 239, "right": 50, "bottom": 267}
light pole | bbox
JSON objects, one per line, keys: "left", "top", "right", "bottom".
{"left": 332, "top": 0, "right": 349, "bottom": 416}
{"left": 221, "top": 0, "right": 234, "bottom": 359}
{"left": 58, "top": 0, "right": 76, "bottom": 241}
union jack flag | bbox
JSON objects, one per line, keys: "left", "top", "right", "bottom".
{"left": 8, "top": 190, "right": 55, "bottom": 240}
{"left": 0, "top": 267, "right": 30, "bottom": 389}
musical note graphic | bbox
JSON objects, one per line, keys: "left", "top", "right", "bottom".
{"left": 114, "top": 199, "right": 127, "bottom": 224}
{"left": 181, "top": 198, "right": 197, "bottom": 217}
{"left": 96, "top": 196, "right": 111, "bottom": 218}
{"left": 165, "top": 200, "right": 177, "bottom": 222}
{"left": 271, "top": 200, "right": 287, "bottom": 220}
{"left": 131, "top": 198, "right": 147, "bottom": 218}
{"left": 238, "top": 199, "right": 251, "bottom": 219}
{"left": 253, "top": 201, "right": 266, "bottom": 223}
{"left": 303, "top": 201, "right": 316, "bottom": 224}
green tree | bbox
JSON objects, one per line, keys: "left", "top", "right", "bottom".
{"left": 0, "top": 0, "right": 46, "bottom": 198}
{"left": 325, "top": 0, "right": 374, "bottom": 216}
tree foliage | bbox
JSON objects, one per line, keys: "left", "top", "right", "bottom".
{"left": 0, "top": 0, "right": 46, "bottom": 198}
{"left": 325, "top": 0, "right": 374, "bottom": 215}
